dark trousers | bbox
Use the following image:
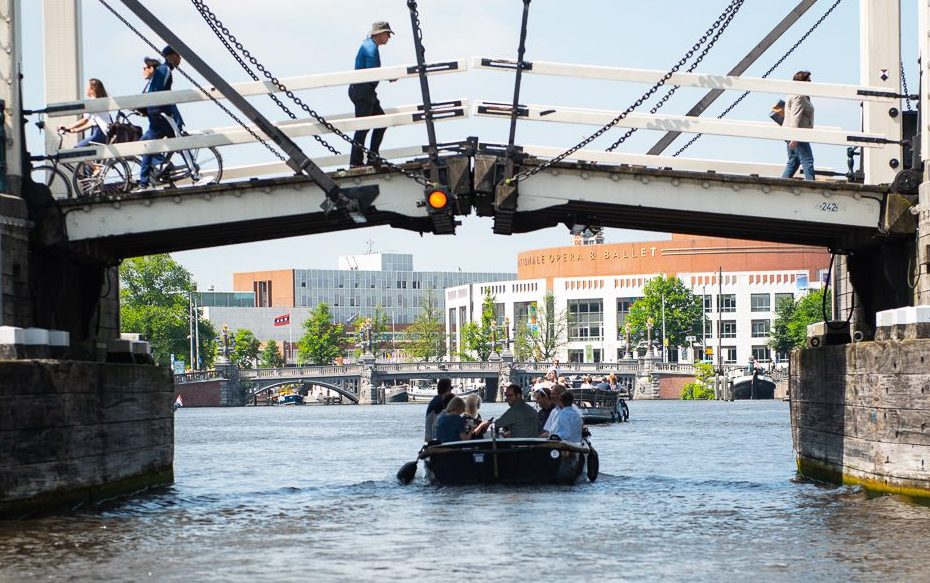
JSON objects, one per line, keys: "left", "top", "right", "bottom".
{"left": 348, "top": 84, "right": 385, "bottom": 166}
{"left": 139, "top": 111, "right": 175, "bottom": 186}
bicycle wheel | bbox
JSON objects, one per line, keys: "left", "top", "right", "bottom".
{"left": 189, "top": 146, "right": 223, "bottom": 185}
{"left": 73, "top": 159, "right": 132, "bottom": 199}
{"left": 31, "top": 164, "right": 73, "bottom": 199}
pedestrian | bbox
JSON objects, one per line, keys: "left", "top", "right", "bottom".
{"left": 781, "top": 70, "right": 815, "bottom": 181}
{"left": 136, "top": 56, "right": 175, "bottom": 191}
{"left": 58, "top": 78, "right": 112, "bottom": 147}
{"left": 160, "top": 46, "right": 185, "bottom": 130}
{"left": 348, "top": 21, "right": 394, "bottom": 168}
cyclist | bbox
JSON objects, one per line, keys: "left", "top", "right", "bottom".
{"left": 136, "top": 52, "right": 178, "bottom": 191}
{"left": 58, "top": 78, "right": 112, "bottom": 147}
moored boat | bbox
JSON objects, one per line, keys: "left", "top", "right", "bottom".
{"left": 276, "top": 392, "right": 304, "bottom": 405}
{"left": 419, "top": 437, "right": 598, "bottom": 485}
{"left": 573, "top": 388, "right": 629, "bottom": 423}
{"left": 729, "top": 371, "right": 776, "bottom": 400}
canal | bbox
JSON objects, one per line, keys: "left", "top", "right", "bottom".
{"left": 1, "top": 401, "right": 927, "bottom": 582}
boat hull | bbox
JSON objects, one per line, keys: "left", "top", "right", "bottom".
{"left": 730, "top": 374, "right": 776, "bottom": 399}
{"left": 422, "top": 438, "right": 589, "bottom": 485}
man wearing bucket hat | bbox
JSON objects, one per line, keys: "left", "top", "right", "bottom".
{"left": 348, "top": 21, "right": 394, "bottom": 168}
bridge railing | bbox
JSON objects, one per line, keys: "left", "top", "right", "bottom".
{"left": 174, "top": 370, "right": 224, "bottom": 384}
{"left": 239, "top": 365, "right": 364, "bottom": 379}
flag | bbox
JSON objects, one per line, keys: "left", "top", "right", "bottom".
{"left": 174, "top": 394, "right": 184, "bottom": 410}
{"left": 274, "top": 313, "right": 291, "bottom": 327}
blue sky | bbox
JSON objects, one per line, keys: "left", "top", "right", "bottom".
{"left": 21, "top": 1, "right": 918, "bottom": 288}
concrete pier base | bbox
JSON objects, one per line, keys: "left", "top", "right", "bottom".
{"left": 0, "top": 360, "right": 174, "bottom": 518}
{"left": 790, "top": 339, "right": 930, "bottom": 500}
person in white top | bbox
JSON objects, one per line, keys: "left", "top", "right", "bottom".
{"left": 550, "top": 390, "right": 583, "bottom": 443}
{"left": 59, "top": 79, "right": 113, "bottom": 148}
{"left": 541, "top": 383, "right": 566, "bottom": 436}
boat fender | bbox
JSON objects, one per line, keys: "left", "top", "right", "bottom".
{"left": 586, "top": 448, "right": 599, "bottom": 482}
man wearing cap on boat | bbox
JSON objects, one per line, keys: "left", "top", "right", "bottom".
{"left": 348, "top": 21, "right": 395, "bottom": 168}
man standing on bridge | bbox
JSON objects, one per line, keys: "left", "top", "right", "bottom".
{"left": 348, "top": 21, "right": 394, "bottom": 168}
{"left": 781, "top": 70, "right": 815, "bottom": 181}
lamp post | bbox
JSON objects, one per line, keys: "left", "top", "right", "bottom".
{"left": 624, "top": 321, "right": 632, "bottom": 359}
{"left": 646, "top": 317, "right": 654, "bottom": 360}
{"left": 702, "top": 284, "right": 707, "bottom": 361}
{"left": 661, "top": 293, "right": 667, "bottom": 364}
{"left": 489, "top": 319, "right": 499, "bottom": 361}
{"left": 220, "top": 324, "right": 230, "bottom": 363}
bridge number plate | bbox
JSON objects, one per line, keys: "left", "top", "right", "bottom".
{"left": 817, "top": 202, "right": 840, "bottom": 213}
{"left": 473, "top": 453, "right": 486, "bottom": 463}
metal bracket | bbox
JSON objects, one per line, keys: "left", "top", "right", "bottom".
{"left": 404, "top": 61, "right": 461, "bottom": 75}
{"left": 479, "top": 58, "right": 534, "bottom": 72}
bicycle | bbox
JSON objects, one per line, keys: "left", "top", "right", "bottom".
{"left": 117, "top": 111, "right": 223, "bottom": 191}
{"left": 30, "top": 122, "right": 76, "bottom": 200}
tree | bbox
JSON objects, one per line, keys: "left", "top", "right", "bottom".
{"left": 259, "top": 340, "right": 286, "bottom": 368}
{"left": 626, "top": 275, "right": 702, "bottom": 351}
{"left": 460, "top": 291, "right": 496, "bottom": 361}
{"left": 405, "top": 289, "right": 447, "bottom": 361}
{"left": 231, "top": 328, "right": 261, "bottom": 369}
{"left": 513, "top": 320, "right": 535, "bottom": 361}
{"left": 297, "top": 303, "right": 345, "bottom": 365}
{"left": 770, "top": 289, "right": 832, "bottom": 353}
{"left": 681, "top": 362, "right": 716, "bottom": 400}
{"left": 120, "top": 254, "right": 216, "bottom": 369}
{"left": 514, "top": 292, "right": 569, "bottom": 361}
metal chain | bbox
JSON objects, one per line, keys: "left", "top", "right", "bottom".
{"left": 96, "top": 0, "right": 287, "bottom": 163}
{"left": 673, "top": 0, "right": 844, "bottom": 157}
{"left": 901, "top": 62, "right": 912, "bottom": 111}
{"left": 191, "top": 0, "right": 431, "bottom": 186}
{"left": 606, "top": 0, "right": 744, "bottom": 151}
{"left": 191, "top": 1, "right": 340, "bottom": 156}
{"left": 509, "top": 0, "right": 744, "bottom": 183}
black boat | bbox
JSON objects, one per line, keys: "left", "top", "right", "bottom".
{"left": 729, "top": 371, "right": 776, "bottom": 399}
{"left": 416, "top": 437, "right": 598, "bottom": 485}
{"left": 573, "top": 388, "right": 630, "bottom": 424}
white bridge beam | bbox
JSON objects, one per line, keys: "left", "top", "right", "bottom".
{"left": 475, "top": 101, "right": 889, "bottom": 149}
{"left": 474, "top": 57, "right": 900, "bottom": 103}
{"left": 42, "top": 59, "right": 470, "bottom": 118}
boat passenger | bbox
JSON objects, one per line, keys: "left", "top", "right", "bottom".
{"left": 495, "top": 383, "right": 538, "bottom": 438}
{"left": 608, "top": 373, "right": 618, "bottom": 391}
{"left": 595, "top": 376, "right": 611, "bottom": 391}
{"left": 463, "top": 393, "right": 484, "bottom": 436}
{"left": 533, "top": 386, "right": 555, "bottom": 434}
{"left": 549, "top": 390, "right": 583, "bottom": 443}
{"left": 579, "top": 375, "right": 594, "bottom": 390}
{"left": 436, "top": 397, "right": 491, "bottom": 443}
{"left": 541, "top": 383, "right": 565, "bottom": 436}
{"left": 424, "top": 377, "right": 453, "bottom": 441}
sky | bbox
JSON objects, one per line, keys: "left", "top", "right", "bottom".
{"left": 20, "top": 0, "right": 920, "bottom": 289}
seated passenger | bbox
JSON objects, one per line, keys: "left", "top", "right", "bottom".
{"left": 541, "top": 383, "right": 566, "bottom": 437}
{"left": 436, "top": 396, "right": 490, "bottom": 443}
{"left": 463, "top": 393, "right": 486, "bottom": 438}
{"left": 595, "top": 376, "right": 611, "bottom": 391}
{"left": 495, "top": 383, "right": 538, "bottom": 438}
{"left": 609, "top": 373, "right": 618, "bottom": 391}
{"left": 550, "top": 390, "right": 583, "bottom": 443}
{"left": 579, "top": 375, "right": 594, "bottom": 390}
{"left": 533, "top": 386, "right": 555, "bottom": 434}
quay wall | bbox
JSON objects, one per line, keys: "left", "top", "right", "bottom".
{"left": 175, "top": 379, "right": 223, "bottom": 407}
{"left": 790, "top": 340, "right": 930, "bottom": 499}
{"left": 0, "top": 360, "right": 174, "bottom": 517}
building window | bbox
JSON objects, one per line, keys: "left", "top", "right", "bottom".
{"left": 775, "top": 350, "right": 789, "bottom": 363}
{"left": 752, "top": 345, "right": 770, "bottom": 361}
{"left": 567, "top": 299, "right": 603, "bottom": 341}
{"left": 616, "top": 298, "right": 635, "bottom": 338}
{"left": 750, "top": 293, "right": 771, "bottom": 312}
{"left": 775, "top": 293, "right": 794, "bottom": 309}
{"left": 567, "top": 349, "right": 584, "bottom": 363}
{"left": 720, "top": 320, "right": 736, "bottom": 339}
{"left": 751, "top": 319, "right": 770, "bottom": 338}
{"left": 718, "top": 294, "right": 736, "bottom": 313}
{"left": 722, "top": 346, "right": 737, "bottom": 364}
{"left": 702, "top": 294, "right": 713, "bottom": 313}
{"left": 705, "top": 320, "right": 713, "bottom": 339}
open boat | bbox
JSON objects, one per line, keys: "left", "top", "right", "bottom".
{"left": 729, "top": 371, "right": 776, "bottom": 400}
{"left": 418, "top": 437, "right": 598, "bottom": 485}
{"left": 573, "top": 388, "right": 629, "bottom": 424}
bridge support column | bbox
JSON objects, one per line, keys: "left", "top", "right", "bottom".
{"left": 356, "top": 357, "right": 382, "bottom": 404}
{"left": 918, "top": 184, "right": 930, "bottom": 303}
{"left": 496, "top": 352, "right": 514, "bottom": 401}
{"left": 860, "top": 0, "right": 901, "bottom": 184}
{"left": 215, "top": 360, "right": 242, "bottom": 406}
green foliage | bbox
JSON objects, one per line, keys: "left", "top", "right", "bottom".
{"left": 769, "top": 289, "right": 831, "bottom": 353}
{"left": 681, "top": 381, "right": 716, "bottom": 400}
{"left": 694, "top": 362, "right": 716, "bottom": 384}
{"left": 626, "top": 275, "right": 702, "bottom": 349}
{"left": 515, "top": 292, "right": 569, "bottom": 361}
{"left": 405, "top": 289, "right": 447, "bottom": 361}
{"left": 297, "top": 303, "right": 345, "bottom": 365}
{"left": 513, "top": 320, "right": 535, "bottom": 361}
{"left": 259, "top": 340, "right": 286, "bottom": 368}
{"left": 460, "top": 291, "right": 495, "bottom": 360}
{"left": 230, "top": 328, "right": 261, "bottom": 369}
{"left": 120, "top": 254, "right": 216, "bottom": 368}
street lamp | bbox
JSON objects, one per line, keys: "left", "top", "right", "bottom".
{"left": 646, "top": 317, "right": 654, "bottom": 359}
{"left": 221, "top": 324, "right": 230, "bottom": 361}
{"left": 624, "top": 321, "right": 632, "bottom": 359}
{"left": 489, "top": 319, "right": 499, "bottom": 360}
{"left": 661, "top": 293, "right": 667, "bottom": 364}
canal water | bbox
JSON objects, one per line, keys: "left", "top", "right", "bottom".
{"left": 2, "top": 401, "right": 928, "bottom": 582}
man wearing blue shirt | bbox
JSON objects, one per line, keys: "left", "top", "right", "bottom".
{"left": 137, "top": 46, "right": 184, "bottom": 191}
{"left": 348, "top": 21, "right": 394, "bottom": 168}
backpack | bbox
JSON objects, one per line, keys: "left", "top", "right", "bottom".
{"left": 106, "top": 111, "right": 143, "bottom": 144}
{"left": 769, "top": 99, "right": 785, "bottom": 126}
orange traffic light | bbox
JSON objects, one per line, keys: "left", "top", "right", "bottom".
{"left": 427, "top": 189, "right": 448, "bottom": 210}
